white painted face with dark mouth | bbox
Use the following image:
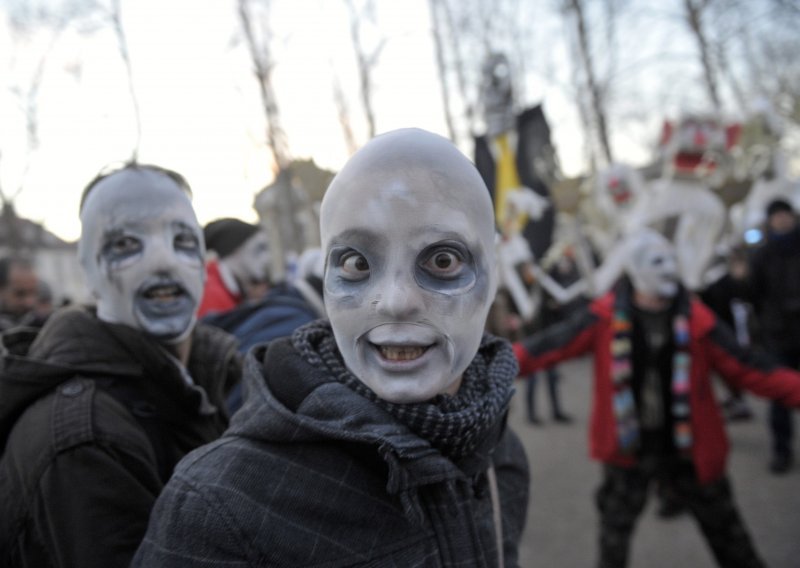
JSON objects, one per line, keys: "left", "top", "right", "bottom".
{"left": 627, "top": 229, "right": 680, "bottom": 299}
{"left": 79, "top": 167, "right": 205, "bottom": 343}
{"left": 320, "top": 129, "right": 497, "bottom": 403}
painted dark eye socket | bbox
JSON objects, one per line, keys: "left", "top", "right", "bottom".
{"left": 340, "top": 251, "right": 370, "bottom": 280}
{"left": 174, "top": 231, "right": 200, "bottom": 252}
{"left": 420, "top": 247, "right": 465, "bottom": 279}
{"left": 106, "top": 235, "right": 142, "bottom": 257}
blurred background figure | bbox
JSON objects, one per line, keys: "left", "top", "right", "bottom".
{"left": 748, "top": 198, "right": 800, "bottom": 474}
{"left": 201, "top": 245, "right": 325, "bottom": 414}
{"left": 198, "top": 218, "right": 272, "bottom": 318}
{"left": 699, "top": 246, "right": 755, "bottom": 422}
{"left": 524, "top": 247, "right": 584, "bottom": 425}
{"left": 0, "top": 256, "right": 39, "bottom": 332}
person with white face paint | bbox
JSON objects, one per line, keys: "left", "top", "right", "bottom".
{"left": 515, "top": 228, "right": 800, "bottom": 568}
{"left": 0, "top": 164, "right": 241, "bottom": 568}
{"left": 133, "top": 129, "right": 530, "bottom": 568}
{"left": 198, "top": 217, "right": 272, "bottom": 317}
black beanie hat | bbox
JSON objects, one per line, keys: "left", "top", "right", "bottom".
{"left": 203, "top": 218, "right": 260, "bottom": 258}
{"left": 766, "top": 198, "right": 793, "bottom": 218}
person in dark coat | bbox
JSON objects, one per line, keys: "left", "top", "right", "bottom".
{"left": 514, "top": 228, "right": 800, "bottom": 568}
{"left": 133, "top": 128, "right": 530, "bottom": 567}
{"left": 523, "top": 248, "right": 584, "bottom": 424}
{"left": 748, "top": 197, "right": 800, "bottom": 473}
{"left": 0, "top": 163, "right": 241, "bottom": 568}
{"left": 0, "top": 256, "right": 40, "bottom": 332}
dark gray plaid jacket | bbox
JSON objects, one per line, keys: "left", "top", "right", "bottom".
{"left": 133, "top": 335, "right": 529, "bottom": 567}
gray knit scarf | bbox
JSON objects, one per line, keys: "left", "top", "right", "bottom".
{"left": 292, "top": 320, "right": 517, "bottom": 461}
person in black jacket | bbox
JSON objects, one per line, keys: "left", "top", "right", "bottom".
{"left": 133, "top": 128, "right": 530, "bottom": 567}
{"left": 749, "top": 198, "right": 800, "bottom": 473}
{"left": 0, "top": 163, "right": 241, "bottom": 568}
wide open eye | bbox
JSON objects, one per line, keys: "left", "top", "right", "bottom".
{"left": 420, "top": 247, "right": 465, "bottom": 279}
{"left": 340, "top": 251, "right": 370, "bottom": 281}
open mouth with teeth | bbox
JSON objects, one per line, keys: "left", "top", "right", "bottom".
{"left": 372, "top": 343, "right": 432, "bottom": 362}
{"left": 143, "top": 284, "right": 186, "bottom": 302}
{"left": 136, "top": 281, "right": 193, "bottom": 318}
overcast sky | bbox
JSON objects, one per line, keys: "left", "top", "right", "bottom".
{"left": 0, "top": 0, "right": 748, "bottom": 242}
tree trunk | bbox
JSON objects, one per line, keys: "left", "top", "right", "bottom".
{"left": 110, "top": 0, "right": 141, "bottom": 163}
{"left": 344, "top": 0, "right": 382, "bottom": 140}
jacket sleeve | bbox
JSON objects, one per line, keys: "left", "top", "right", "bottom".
{"left": 513, "top": 307, "right": 599, "bottom": 376}
{"left": 705, "top": 318, "right": 800, "bottom": 406}
{"left": 31, "top": 441, "right": 162, "bottom": 568}
{"left": 132, "top": 473, "right": 254, "bottom": 567}
{"left": 494, "top": 428, "right": 530, "bottom": 568}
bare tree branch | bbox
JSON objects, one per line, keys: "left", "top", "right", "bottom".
{"left": 330, "top": 65, "right": 358, "bottom": 156}
{"left": 108, "top": 0, "right": 141, "bottom": 163}
{"left": 683, "top": 0, "right": 722, "bottom": 111}
{"left": 429, "top": 0, "right": 457, "bottom": 143}
{"left": 343, "top": 0, "right": 383, "bottom": 140}
{"left": 439, "top": 0, "right": 476, "bottom": 133}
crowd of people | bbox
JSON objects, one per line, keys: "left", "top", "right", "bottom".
{"left": 0, "top": 128, "right": 798, "bottom": 567}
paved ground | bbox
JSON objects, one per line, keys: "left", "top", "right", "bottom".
{"left": 510, "top": 355, "right": 800, "bottom": 568}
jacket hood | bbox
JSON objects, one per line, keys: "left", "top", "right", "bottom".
{"left": 229, "top": 334, "right": 512, "bottom": 497}
{"left": 231, "top": 337, "right": 438, "bottom": 460}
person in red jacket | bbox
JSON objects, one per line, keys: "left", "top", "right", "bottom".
{"left": 514, "top": 228, "right": 800, "bottom": 568}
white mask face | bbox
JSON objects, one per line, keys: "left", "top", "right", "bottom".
{"left": 321, "top": 129, "right": 497, "bottom": 403}
{"left": 78, "top": 168, "right": 205, "bottom": 343}
{"left": 222, "top": 230, "right": 271, "bottom": 285}
{"left": 626, "top": 231, "right": 680, "bottom": 298}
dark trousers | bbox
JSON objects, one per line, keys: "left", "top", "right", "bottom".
{"left": 524, "top": 368, "right": 562, "bottom": 420}
{"left": 770, "top": 351, "right": 799, "bottom": 459}
{"left": 595, "top": 463, "right": 765, "bottom": 568}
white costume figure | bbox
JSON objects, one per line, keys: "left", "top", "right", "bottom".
{"left": 588, "top": 162, "right": 648, "bottom": 256}
{"left": 580, "top": 115, "right": 733, "bottom": 296}
{"left": 321, "top": 128, "right": 498, "bottom": 403}
{"left": 645, "top": 114, "right": 733, "bottom": 290}
{"left": 79, "top": 165, "right": 206, "bottom": 346}
{"left": 729, "top": 100, "right": 800, "bottom": 244}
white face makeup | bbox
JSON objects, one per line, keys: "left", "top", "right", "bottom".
{"left": 78, "top": 168, "right": 205, "bottom": 343}
{"left": 320, "top": 129, "right": 498, "bottom": 404}
{"left": 222, "top": 230, "right": 271, "bottom": 285}
{"left": 626, "top": 230, "right": 680, "bottom": 299}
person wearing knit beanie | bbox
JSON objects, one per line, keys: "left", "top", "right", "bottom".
{"left": 198, "top": 218, "right": 271, "bottom": 318}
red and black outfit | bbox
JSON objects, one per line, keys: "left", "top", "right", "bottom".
{"left": 198, "top": 259, "right": 241, "bottom": 319}
{"left": 514, "top": 280, "right": 800, "bottom": 568}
